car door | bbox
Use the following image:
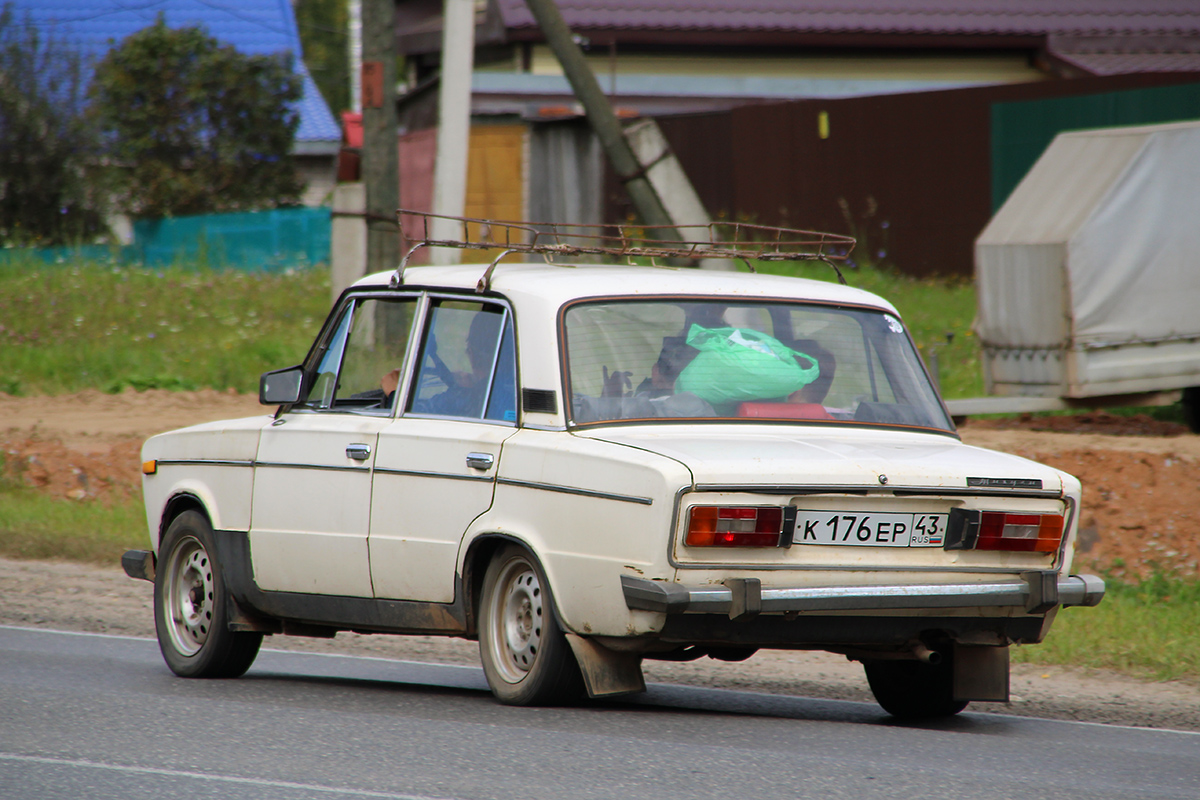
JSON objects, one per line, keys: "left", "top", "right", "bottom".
{"left": 250, "top": 295, "right": 418, "bottom": 596}
{"left": 369, "top": 298, "right": 519, "bottom": 602}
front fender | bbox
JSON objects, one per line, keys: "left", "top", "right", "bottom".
{"left": 143, "top": 470, "right": 253, "bottom": 551}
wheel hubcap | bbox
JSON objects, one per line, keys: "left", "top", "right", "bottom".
{"left": 488, "top": 560, "right": 544, "bottom": 683}
{"left": 163, "top": 536, "right": 214, "bottom": 657}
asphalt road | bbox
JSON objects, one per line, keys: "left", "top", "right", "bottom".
{"left": 2, "top": 626, "right": 1197, "bottom": 800}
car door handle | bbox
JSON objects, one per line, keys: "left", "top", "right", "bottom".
{"left": 346, "top": 443, "right": 372, "bottom": 461}
{"left": 466, "top": 452, "right": 495, "bottom": 471}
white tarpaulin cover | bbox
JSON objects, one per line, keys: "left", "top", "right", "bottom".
{"left": 975, "top": 120, "right": 1200, "bottom": 396}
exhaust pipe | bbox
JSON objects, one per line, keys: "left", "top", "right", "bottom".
{"left": 913, "top": 644, "right": 942, "bottom": 664}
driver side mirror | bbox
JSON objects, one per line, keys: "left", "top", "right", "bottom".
{"left": 259, "top": 365, "right": 304, "bottom": 405}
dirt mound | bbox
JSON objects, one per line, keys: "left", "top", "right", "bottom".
{"left": 2, "top": 437, "right": 142, "bottom": 503}
{"left": 1, "top": 388, "right": 265, "bottom": 504}
{"left": 1013, "top": 448, "right": 1199, "bottom": 579}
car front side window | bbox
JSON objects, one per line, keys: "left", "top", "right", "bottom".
{"left": 303, "top": 297, "right": 417, "bottom": 412}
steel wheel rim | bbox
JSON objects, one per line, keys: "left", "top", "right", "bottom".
{"left": 163, "top": 535, "right": 214, "bottom": 657}
{"left": 487, "top": 558, "right": 544, "bottom": 684}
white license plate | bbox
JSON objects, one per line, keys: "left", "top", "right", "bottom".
{"left": 792, "top": 511, "right": 948, "bottom": 547}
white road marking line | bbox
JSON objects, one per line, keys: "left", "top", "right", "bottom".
{"left": 0, "top": 753, "right": 459, "bottom": 800}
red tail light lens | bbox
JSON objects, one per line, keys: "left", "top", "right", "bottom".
{"left": 686, "top": 506, "right": 784, "bottom": 547}
{"left": 976, "top": 512, "right": 1063, "bottom": 552}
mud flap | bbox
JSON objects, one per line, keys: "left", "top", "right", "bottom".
{"left": 953, "top": 643, "right": 1010, "bottom": 702}
{"left": 121, "top": 549, "right": 156, "bottom": 582}
{"left": 565, "top": 633, "right": 647, "bottom": 698}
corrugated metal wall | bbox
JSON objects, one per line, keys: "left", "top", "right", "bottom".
{"left": 626, "top": 73, "right": 1200, "bottom": 277}
{"left": 991, "top": 82, "right": 1200, "bottom": 212}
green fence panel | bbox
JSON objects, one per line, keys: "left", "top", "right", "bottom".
{"left": 991, "top": 82, "right": 1200, "bottom": 212}
{"left": 132, "top": 207, "right": 331, "bottom": 269}
{"left": 1, "top": 208, "right": 331, "bottom": 270}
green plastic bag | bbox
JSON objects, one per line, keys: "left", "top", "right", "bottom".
{"left": 675, "top": 324, "right": 819, "bottom": 406}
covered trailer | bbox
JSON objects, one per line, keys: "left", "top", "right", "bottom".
{"left": 973, "top": 119, "right": 1200, "bottom": 428}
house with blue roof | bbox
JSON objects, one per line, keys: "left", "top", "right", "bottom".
{"left": 10, "top": 0, "right": 341, "bottom": 206}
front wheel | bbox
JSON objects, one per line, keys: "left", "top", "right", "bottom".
{"left": 864, "top": 655, "right": 968, "bottom": 720}
{"left": 478, "top": 544, "right": 584, "bottom": 705}
{"left": 154, "top": 510, "right": 262, "bottom": 678}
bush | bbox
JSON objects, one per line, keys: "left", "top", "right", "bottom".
{"left": 89, "top": 15, "right": 303, "bottom": 218}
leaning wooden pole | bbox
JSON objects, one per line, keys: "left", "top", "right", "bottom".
{"left": 523, "top": 0, "right": 676, "bottom": 237}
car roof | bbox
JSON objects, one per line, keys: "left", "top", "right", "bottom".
{"left": 350, "top": 261, "right": 898, "bottom": 314}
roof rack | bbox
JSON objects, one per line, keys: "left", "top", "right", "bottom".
{"left": 390, "top": 210, "right": 856, "bottom": 292}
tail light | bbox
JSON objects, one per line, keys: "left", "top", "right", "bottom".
{"left": 686, "top": 506, "right": 785, "bottom": 547}
{"left": 946, "top": 509, "right": 1064, "bottom": 553}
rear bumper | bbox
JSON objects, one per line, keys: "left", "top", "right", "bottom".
{"left": 621, "top": 571, "right": 1105, "bottom": 618}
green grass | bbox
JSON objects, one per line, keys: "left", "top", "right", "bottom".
{"left": 0, "top": 257, "right": 332, "bottom": 396}
{"left": 0, "top": 487, "right": 148, "bottom": 563}
{"left": 1013, "top": 573, "right": 1200, "bottom": 684}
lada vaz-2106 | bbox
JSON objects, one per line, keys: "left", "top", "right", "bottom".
{"left": 126, "top": 242, "right": 1103, "bottom": 718}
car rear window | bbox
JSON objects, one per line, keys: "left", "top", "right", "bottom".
{"left": 563, "top": 298, "right": 953, "bottom": 432}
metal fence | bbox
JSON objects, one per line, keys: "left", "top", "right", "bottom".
{"left": 2, "top": 207, "right": 331, "bottom": 270}
{"left": 632, "top": 73, "right": 1200, "bottom": 278}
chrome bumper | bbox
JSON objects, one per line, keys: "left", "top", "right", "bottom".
{"left": 621, "top": 572, "right": 1105, "bottom": 618}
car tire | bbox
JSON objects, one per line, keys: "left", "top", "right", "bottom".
{"left": 864, "top": 654, "right": 969, "bottom": 719}
{"left": 478, "top": 544, "right": 584, "bottom": 706}
{"left": 154, "top": 510, "right": 262, "bottom": 679}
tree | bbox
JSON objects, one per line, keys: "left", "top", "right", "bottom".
{"left": 90, "top": 17, "right": 304, "bottom": 218}
{"left": 0, "top": 2, "right": 107, "bottom": 246}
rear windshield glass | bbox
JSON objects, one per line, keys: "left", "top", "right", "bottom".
{"left": 563, "top": 299, "right": 953, "bottom": 432}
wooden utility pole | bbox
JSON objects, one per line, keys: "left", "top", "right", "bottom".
{"left": 429, "top": 0, "right": 476, "bottom": 264}
{"left": 523, "top": 0, "right": 675, "bottom": 235}
{"left": 361, "top": 0, "right": 400, "bottom": 273}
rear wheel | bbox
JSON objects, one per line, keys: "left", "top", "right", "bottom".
{"left": 478, "top": 544, "right": 584, "bottom": 705}
{"left": 864, "top": 654, "right": 968, "bottom": 720}
{"left": 154, "top": 510, "right": 262, "bottom": 678}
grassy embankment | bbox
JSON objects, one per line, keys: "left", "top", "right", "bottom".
{"left": 1, "top": 258, "right": 1196, "bottom": 683}
{"left": 0, "top": 258, "right": 331, "bottom": 396}
{"left": 0, "top": 257, "right": 331, "bottom": 562}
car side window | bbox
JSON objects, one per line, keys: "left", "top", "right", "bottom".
{"left": 484, "top": 318, "right": 517, "bottom": 422}
{"left": 408, "top": 300, "right": 515, "bottom": 421}
{"left": 302, "top": 297, "right": 417, "bottom": 411}
{"left": 307, "top": 306, "right": 352, "bottom": 408}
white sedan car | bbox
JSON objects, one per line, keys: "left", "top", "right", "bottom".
{"left": 125, "top": 248, "right": 1103, "bottom": 718}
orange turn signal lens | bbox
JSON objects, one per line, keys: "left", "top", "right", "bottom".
{"left": 141, "top": 460, "right": 157, "bottom": 475}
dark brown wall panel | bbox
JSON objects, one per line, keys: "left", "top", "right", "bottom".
{"left": 634, "top": 71, "right": 1200, "bottom": 277}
